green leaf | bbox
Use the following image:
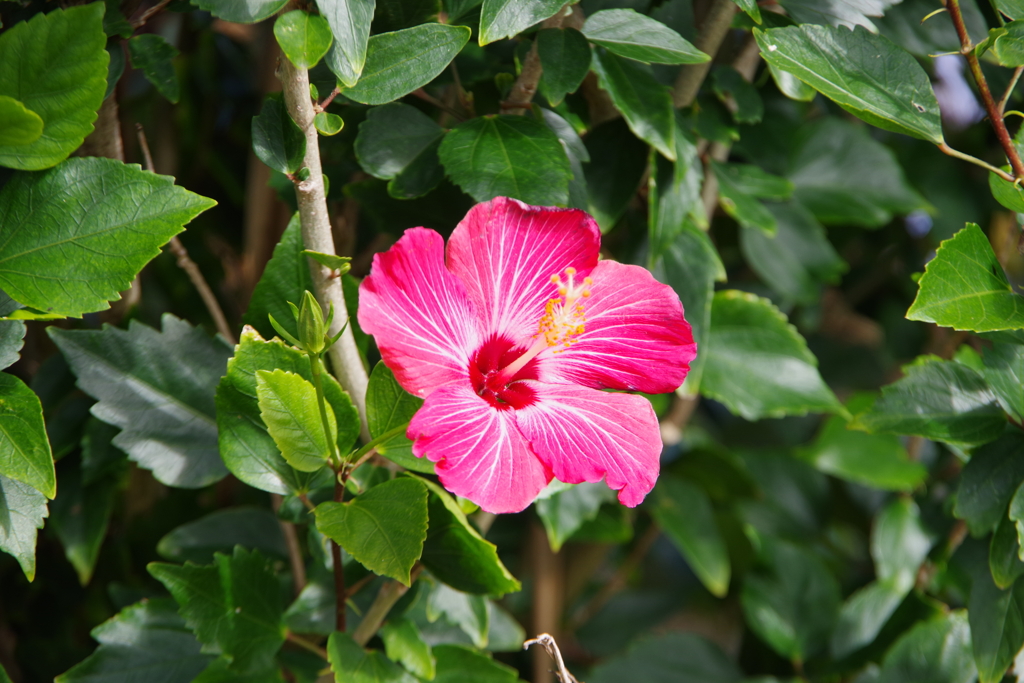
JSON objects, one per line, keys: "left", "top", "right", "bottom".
{"left": 479, "top": 0, "right": 564, "bottom": 45}
{"left": 55, "top": 598, "right": 214, "bottom": 683}
{"left": 256, "top": 369, "right": 336, "bottom": 473}
{"left": 416, "top": 476, "right": 521, "bottom": 595}
{"left": 381, "top": 618, "right": 435, "bottom": 680}
{"left": 328, "top": 631, "right": 418, "bottom": 683}
{"left": 216, "top": 327, "right": 357, "bottom": 495}
{"left": 853, "top": 355, "right": 1006, "bottom": 447}
{"left": 0, "top": 157, "right": 216, "bottom": 317}
{"left": 314, "top": 111, "right": 344, "bottom": 136}
{"left": 652, "top": 476, "right": 730, "bottom": 597}
{"left": 365, "top": 362, "right": 431, "bottom": 473}
{"left": 427, "top": 582, "right": 489, "bottom": 648}
{"left": 439, "top": 115, "right": 571, "bottom": 205}
{"left": 956, "top": 432, "right": 1024, "bottom": 535}
{"left": 875, "top": 611, "right": 976, "bottom": 683}
{"left": 741, "top": 535, "right": 841, "bottom": 661}
{"left": 243, "top": 214, "right": 312, "bottom": 342}
{"left": 355, "top": 103, "right": 445, "bottom": 200}
{"left": 700, "top": 290, "right": 843, "bottom": 420}
{"left": 149, "top": 547, "right": 286, "bottom": 675}
{"left": 989, "top": 168, "right": 1024, "bottom": 212}
{"left": 0, "top": 471, "right": 48, "bottom": 581}
{"left": 873, "top": 498, "right": 934, "bottom": 590}
{"left": 431, "top": 645, "right": 518, "bottom": 683}
{"left": 800, "top": 394, "right": 925, "bottom": 491}
{"left": 0, "top": 305, "right": 24, "bottom": 373}
{"left": 535, "top": 481, "right": 614, "bottom": 552}
{"left": 49, "top": 315, "right": 230, "bottom": 488}
{"left": 741, "top": 202, "right": 846, "bottom": 305}
{"left": 591, "top": 49, "right": 675, "bottom": 160}
{"left": 711, "top": 163, "right": 777, "bottom": 234}
{"left": 0, "top": 373, "right": 54, "bottom": 499}
{"left": 714, "top": 162, "right": 793, "bottom": 200}
{"left": 0, "top": 96, "right": 43, "bottom": 147}
{"left": 157, "top": 507, "right": 289, "bottom": 565}
{"left": 128, "top": 34, "right": 181, "bottom": 104}
{"left": 981, "top": 342, "right": 1024, "bottom": 422}
{"left": 322, "top": 0, "right": 375, "bottom": 87}
{"left": 991, "top": 20, "right": 1024, "bottom": 65}
{"left": 712, "top": 67, "right": 763, "bottom": 123}
{"left": 252, "top": 95, "right": 306, "bottom": 175}
{"left": 755, "top": 25, "right": 943, "bottom": 143}
{"left": 588, "top": 632, "right": 743, "bottom": 683}
{"left": 315, "top": 477, "right": 428, "bottom": 584}
{"left": 991, "top": 514, "right": 1024, "bottom": 589}
{"left": 830, "top": 580, "right": 908, "bottom": 658}
{"left": 303, "top": 251, "right": 350, "bottom": 272}
{"left": 583, "top": 118, "right": 648, "bottom": 231}
{"left": 968, "top": 571, "right": 1024, "bottom": 683}
{"left": 275, "top": 11, "right": 333, "bottom": 70}
{"left": 0, "top": 4, "right": 108, "bottom": 170}
{"left": 768, "top": 63, "right": 816, "bottom": 101}
{"left": 582, "top": 9, "right": 708, "bottom": 64}
{"left": 907, "top": 223, "right": 1024, "bottom": 332}
{"left": 778, "top": 0, "right": 899, "bottom": 31}
{"left": 536, "top": 28, "right": 591, "bottom": 106}
{"left": 341, "top": 24, "right": 470, "bottom": 105}
{"left": 190, "top": 0, "right": 289, "bottom": 23}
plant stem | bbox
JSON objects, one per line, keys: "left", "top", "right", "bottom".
{"left": 309, "top": 354, "right": 341, "bottom": 464}
{"left": 278, "top": 52, "right": 370, "bottom": 441}
{"left": 347, "top": 422, "right": 410, "bottom": 470}
{"left": 999, "top": 66, "right": 1024, "bottom": 115}
{"left": 285, "top": 631, "right": 329, "bottom": 660}
{"left": 673, "top": 0, "right": 737, "bottom": 108}
{"left": 332, "top": 475, "right": 347, "bottom": 633}
{"left": 947, "top": 0, "right": 1024, "bottom": 177}
{"left": 352, "top": 566, "right": 422, "bottom": 646}
{"left": 938, "top": 142, "right": 1017, "bottom": 180}
{"left": 271, "top": 493, "right": 307, "bottom": 597}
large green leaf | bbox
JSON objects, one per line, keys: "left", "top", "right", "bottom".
{"left": 328, "top": 631, "right": 417, "bottom": 683}
{"left": 341, "top": 24, "right": 470, "bottom": 105}
{"left": 853, "top": 355, "right": 1005, "bottom": 447}
{"left": 755, "top": 25, "right": 943, "bottom": 143}
{"left": 875, "top": 611, "right": 976, "bottom": 683}
{"left": 354, "top": 103, "right": 445, "bottom": 200}
{"left": 128, "top": 34, "right": 181, "bottom": 104}
{"left": 711, "top": 162, "right": 777, "bottom": 234}
{"left": 653, "top": 476, "right": 730, "bottom": 597}
{"left": 426, "top": 582, "right": 489, "bottom": 648}
{"left": 478, "top": 0, "right": 564, "bottom": 45}
{"left": 0, "top": 4, "right": 108, "bottom": 170}
{"left": 830, "top": 580, "right": 908, "bottom": 658}
{"left": 0, "top": 295, "right": 25, "bottom": 370}
{"left": 907, "top": 223, "right": 1024, "bottom": 332}
{"left": 981, "top": 342, "right": 1024, "bottom": 422}
{"left": 381, "top": 618, "right": 435, "bottom": 680}
{"left": 583, "top": 118, "right": 648, "bottom": 231}
{"left": 215, "top": 327, "right": 355, "bottom": 495}
{"left": 873, "top": 498, "right": 934, "bottom": 590}
{"left": 535, "top": 481, "right": 614, "bottom": 552}
{"left": 955, "top": 432, "right": 1024, "bottom": 536}
{"left": 322, "top": 0, "right": 375, "bottom": 87}
{"left": 256, "top": 369, "right": 336, "bottom": 473}
{"left": 0, "top": 373, "right": 54, "bottom": 499}
{"left": 157, "top": 507, "right": 288, "bottom": 565}
{"left": 536, "top": 28, "right": 592, "bottom": 106}
{"left": 0, "top": 157, "right": 216, "bottom": 318}
{"left": 190, "top": 0, "right": 289, "bottom": 23}
{"left": 970, "top": 566, "right": 1024, "bottom": 683}
{"left": 315, "top": 477, "right": 428, "bottom": 585}
{"left": 252, "top": 96, "right": 306, "bottom": 176}
{"left": 274, "top": 11, "right": 333, "bottom": 69}
{"left": 582, "top": 9, "right": 708, "bottom": 64}
{"left": 778, "top": 0, "right": 899, "bottom": 31}
{"left": 149, "top": 547, "right": 285, "bottom": 675}
{"left": 439, "top": 115, "right": 571, "bottom": 205}
{"left": 700, "top": 290, "right": 843, "bottom": 420}
{"left": 365, "top": 362, "right": 431, "bottom": 473}
{"left": 0, "top": 471, "right": 48, "bottom": 581}
{"left": 588, "top": 632, "right": 743, "bottom": 683}
{"left": 0, "top": 96, "right": 43, "bottom": 147}
{"left": 712, "top": 66, "right": 764, "bottom": 124}
{"left": 243, "top": 214, "right": 312, "bottom": 341}
{"left": 49, "top": 315, "right": 230, "bottom": 489}
{"left": 591, "top": 49, "right": 675, "bottom": 160}
{"left": 55, "top": 598, "right": 214, "bottom": 683}
{"left": 991, "top": 514, "right": 1024, "bottom": 589}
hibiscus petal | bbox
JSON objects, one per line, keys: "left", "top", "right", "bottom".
{"left": 359, "top": 228, "right": 481, "bottom": 397}
{"left": 537, "top": 260, "right": 696, "bottom": 394}
{"left": 409, "top": 383, "right": 553, "bottom": 514}
{"left": 514, "top": 382, "right": 661, "bottom": 507}
{"left": 446, "top": 196, "right": 601, "bottom": 342}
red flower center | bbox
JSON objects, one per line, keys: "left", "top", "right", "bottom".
{"left": 470, "top": 335, "right": 539, "bottom": 410}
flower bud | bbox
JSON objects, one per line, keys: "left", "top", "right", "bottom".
{"left": 298, "top": 290, "right": 326, "bottom": 354}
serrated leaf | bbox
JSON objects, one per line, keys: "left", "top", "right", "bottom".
{"left": 0, "top": 373, "right": 54, "bottom": 499}
{"left": 49, "top": 315, "right": 230, "bottom": 488}
{"left": 439, "top": 115, "right": 571, "bottom": 205}
{"left": 0, "top": 471, "right": 47, "bottom": 581}
{"left": 653, "top": 476, "right": 730, "bottom": 597}
{"left": 588, "top": 632, "right": 743, "bottom": 683}
{"left": 157, "top": 507, "right": 289, "bottom": 565}
{"left": 853, "top": 355, "right": 1005, "bottom": 447}
{"left": 256, "top": 369, "right": 336, "bottom": 473}
{"left": 355, "top": 103, "right": 444, "bottom": 199}
{"left": 149, "top": 547, "right": 286, "bottom": 675}
{"left": 981, "top": 342, "right": 1024, "bottom": 422}
{"left": 322, "top": 0, "right": 376, "bottom": 88}
{"left": 190, "top": 0, "right": 289, "bottom": 23}
{"left": 252, "top": 96, "right": 306, "bottom": 175}
{"left": 0, "top": 96, "right": 43, "bottom": 147}
{"left": 216, "top": 327, "right": 357, "bottom": 495}
{"left": 365, "top": 361, "right": 431, "bottom": 473}
{"left": 275, "top": 11, "right": 333, "bottom": 70}
{"left": 701, "top": 290, "right": 843, "bottom": 420}
{"left": 128, "top": 34, "right": 181, "bottom": 103}
{"left": 479, "top": 0, "right": 564, "bottom": 44}
{"left": 381, "top": 618, "right": 435, "bottom": 680}
{"left": 328, "top": 630, "right": 418, "bottom": 683}
{"left": 591, "top": 49, "right": 675, "bottom": 160}
{"left": 536, "top": 28, "right": 591, "bottom": 106}
{"left": 432, "top": 645, "right": 518, "bottom": 683}
{"left": 0, "top": 157, "right": 216, "bottom": 317}
{"left": 957, "top": 432, "right": 1024, "bottom": 536}
{"left": 315, "top": 477, "right": 428, "bottom": 584}
{"left": 0, "top": 4, "right": 108, "bottom": 170}
{"left": 583, "top": 9, "right": 708, "bottom": 64}
{"left": 55, "top": 598, "right": 214, "bottom": 683}
{"left": 341, "top": 24, "right": 470, "bottom": 105}
{"left": 535, "top": 481, "right": 614, "bottom": 552}
{"left": 755, "top": 25, "right": 943, "bottom": 143}
{"left": 907, "top": 223, "right": 1024, "bottom": 332}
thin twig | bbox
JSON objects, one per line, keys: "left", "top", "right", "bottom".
{"left": 999, "top": 66, "right": 1024, "bottom": 115}
{"left": 131, "top": 0, "right": 173, "bottom": 28}
{"left": 938, "top": 142, "right": 1017, "bottom": 180}
{"left": 271, "top": 493, "right": 307, "bottom": 598}
{"left": 948, "top": 0, "right": 1024, "bottom": 177}
{"left": 136, "top": 124, "right": 236, "bottom": 343}
{"left": 314, "top": 87, "right": 341, "bottom": 113}
{"left": 285, "top": 631, "right": 329, "bottom": 660}
{"left": 524, "top": 634, "right": 580, "bottom": 683}
{"left": 352, "top": 566, "right": 423, "bottom": 646}
{"left": 673, "top": 0, "right": 737, "bottom": 108}
{"left": 332, "top": 476, "right": 347, "bottom": 632}
{"left": 411, "top": 88, "right": 465, "bottom": 121}
{"left": 503, "top": 6, "right": 571, "bottom": 114}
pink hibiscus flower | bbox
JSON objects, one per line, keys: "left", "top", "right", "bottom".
{"left": 358, "top": 197, "right": 696, "bottom": 514}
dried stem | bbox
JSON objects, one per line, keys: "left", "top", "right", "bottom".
{"left": 948, "top": 0, "right": 1024, "bottom": 177}
{"left": 504, "top": 7, "right": 571, "bottom": 114}
{"left": 411, "top": 88, "right": 466, "bottom": 121}
{"left": 137, "top": 125, "right": 236, "bottom": 343}
{"left": 999, "top": 66, "right": 1024, "bottom": 115}
{"left": 278, "top": 52, "right": 370, "bottom": 440}
{"left": 131, "top": 0, "right": 173, "bottom": 28}
{"left": 531, "top": 523, "right": 565, "bottom": 683}
{"left": 673, "top": 0, "right": 738, "bottom": 108}
{"left": 352, "top": 566, "right": 422, "bottom": 646}
{"left": 524, "top": 634, "right": 580, "bottom": 683}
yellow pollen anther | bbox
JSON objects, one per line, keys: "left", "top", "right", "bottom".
{"left": 536, "top": 267, "right": 594, "bottom": 352}
{"left": 565, "top": 267, "right": 576, "bottom": 276}
{"left": 550, "top": 274, "right": 561, "bottom": 284}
